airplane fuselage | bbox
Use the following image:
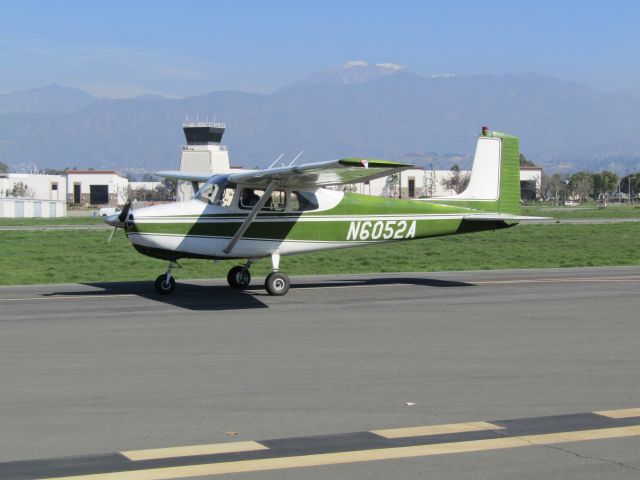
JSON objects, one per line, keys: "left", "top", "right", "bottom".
{"left": 125, "top": 188, "right": 510, "bottom": 261}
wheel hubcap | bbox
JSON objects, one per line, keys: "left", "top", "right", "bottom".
{"left": 273, "top": 278, "right": 285, "bottom": 290}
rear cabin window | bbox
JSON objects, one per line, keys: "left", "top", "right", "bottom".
{"left": 289, "top": 191, "right": 319, "bottom": 211}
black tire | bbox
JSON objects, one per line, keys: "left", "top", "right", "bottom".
{"left": 265, "top": 272, "right": 290, "bottom": 296}
{"left": 227, "top": 266, "right": 251, "bottom": 289}
{"left": 154, "top": 274, "right": 176, "bottom": 295}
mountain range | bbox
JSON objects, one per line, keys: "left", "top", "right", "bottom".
{"left": 1, "top": 62, "right": 640, "bottom": 174}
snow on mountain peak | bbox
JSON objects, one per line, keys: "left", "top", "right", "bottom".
{"left": 376, "top": 63, "right": 405, "bottom": 71}
{"left": 342, "top": 60, "right": 370, "bottom": 69}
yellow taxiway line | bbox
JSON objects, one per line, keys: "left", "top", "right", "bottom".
{"left": 40, "top": 424, "right": 640, "bottom": 480}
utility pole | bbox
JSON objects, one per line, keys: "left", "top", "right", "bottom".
{"left": 618, "top": 178, "right": 622, "bottom": 204}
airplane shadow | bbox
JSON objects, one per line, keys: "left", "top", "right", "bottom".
{"left": 41, "top": 276, "right": 473, "bottom": 312}
{"left": 43, "top": 281, "right": 269, "bottom": 311}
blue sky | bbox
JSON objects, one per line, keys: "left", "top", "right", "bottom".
{"left": 1, "top": 0, "right": 638, "bottom": 97}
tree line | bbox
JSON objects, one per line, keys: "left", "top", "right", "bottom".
{"left": 542, "top": 171, "right": 640, "bottom": 202}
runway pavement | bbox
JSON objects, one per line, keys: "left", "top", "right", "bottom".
{"left": 1, "top": 267, "right": 640, "bottom": 479}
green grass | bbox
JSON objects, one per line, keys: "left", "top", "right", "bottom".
{"left": 1, "top": 223, "right": 639, "bottom": 285}
{"left": 0, "top": 216, "right": 103, "bottom": 226}
{"left": 523, "top": 204, "right": 640, "bottom": 219}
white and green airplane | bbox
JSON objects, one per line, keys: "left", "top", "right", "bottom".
{"left": 106, "top": 128, "right": 534, "bottom": 296}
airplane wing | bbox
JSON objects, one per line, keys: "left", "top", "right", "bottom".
{"left": 225, "top": 158, "right": 414, "bottom": 188}
{"left": 155, "top": 171, "right": 214, "bottom": 182}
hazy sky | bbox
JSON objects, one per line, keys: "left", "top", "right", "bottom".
{"left": 1, "top": 0, "right": 638, "bottom": 97}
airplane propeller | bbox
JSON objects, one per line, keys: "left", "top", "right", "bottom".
{"left": 118, "top": 201, "right": 132, "bottom": 223}
{"left": 105, "top": 202, "right": 132, "bottom": 243}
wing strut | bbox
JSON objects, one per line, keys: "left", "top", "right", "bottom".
{"left": 223, "top": 180, "right": 278, "bottom": 254}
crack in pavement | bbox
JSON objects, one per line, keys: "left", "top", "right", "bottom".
{"left": 489, "top": 427, "right": 640, "bottom": 473}
{"left": 540, "top": 443, "right": 640, "bottom": 473}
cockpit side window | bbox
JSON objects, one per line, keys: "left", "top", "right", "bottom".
{"left": 239, "top": 187, "right": 287, "bottom": 212}
{"left": 218, "top": 187, "right": 235, "bottom": 207}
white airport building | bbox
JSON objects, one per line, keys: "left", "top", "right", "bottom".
{"left": 0, "top": 170, "right": 129, "bottom": 218}
{"left": 0, "top": 173, "right": 67, "bottom": 218}
{"left": 64, "top": 170, "right": 129, "bottom": 205}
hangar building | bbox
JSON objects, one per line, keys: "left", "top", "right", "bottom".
{"left": 64, "top": 170, "right": 128, "bottom": 206}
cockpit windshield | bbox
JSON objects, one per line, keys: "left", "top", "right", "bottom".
{"left": 194, "top": 176, "right": 234, "bottom": 206}
{"left": 195, "top": 181, "right": 219, "bottom": 204}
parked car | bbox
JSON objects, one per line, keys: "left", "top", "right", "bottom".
{"left": 97, "top": 206, "right": 121, "bottom": 217}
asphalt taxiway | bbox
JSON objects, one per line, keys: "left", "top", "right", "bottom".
{"left": 1, "top": 267, "right": 639, "bottom": 479}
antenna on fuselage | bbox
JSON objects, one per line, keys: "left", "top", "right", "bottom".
{"left": 288, "top": 151, "right": 304, "bottom": 166}
{"left": 268, "top": 154, "right": 284, "bottom": 170}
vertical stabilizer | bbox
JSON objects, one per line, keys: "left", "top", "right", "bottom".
{"left": 430, "top": 128, "right": 521, "bottom": 215}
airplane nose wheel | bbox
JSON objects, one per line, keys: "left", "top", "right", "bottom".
{"left": 154, "top": 260, "right": 178, "bottom": 295}
{"left": 154, "top": 274, "right": 176, "bottom": 295}
{"left": 227, "top": 265, "right": 251, "bottom": 289}
{"left": 265, "top": 271, "right": 290, "bottom": 296}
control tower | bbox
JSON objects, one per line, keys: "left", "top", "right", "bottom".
{"left": 177, "top": 121, "right": 231, "bottom": 201}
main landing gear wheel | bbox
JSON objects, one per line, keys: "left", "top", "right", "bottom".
{"left": 154, "top": 274, "right": 176, "bottom": 295}
{"left": 227, "top": 265, "right": 251, "bottom": 289}
{"left": 265, "top": 271, "right": 290, "bottom": 296}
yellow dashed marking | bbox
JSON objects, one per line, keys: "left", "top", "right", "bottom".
{"left": 372, "top": 421, "right": 502, "bottom": 438}
{"left": 122, "top": 441, "right": 268, "bottom": 461}
{"left": 595, "top": 408, "right": 640, "bottom": 419}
